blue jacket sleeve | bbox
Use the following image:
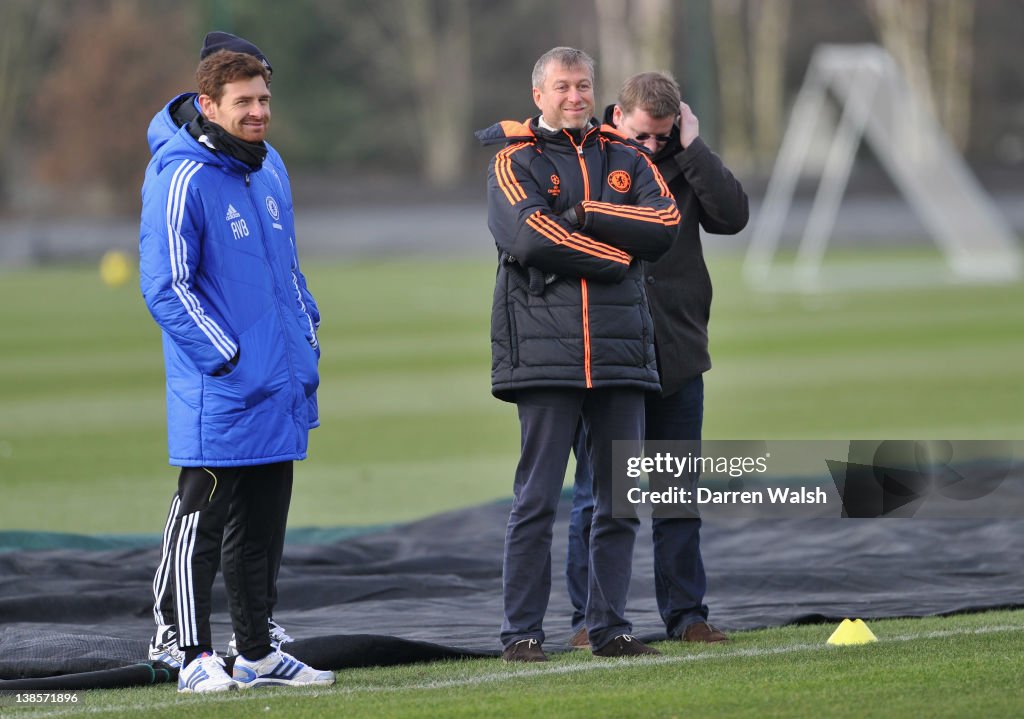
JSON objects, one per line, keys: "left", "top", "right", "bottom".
{"left": 139, "top": 160, "right": 239, "bottom": 375}
{"left": 578, "top": 149, "right": 680, "bottom": 261}
{"left": 487, "top": 144, "right": 631, "bottom": 283}
{"left": 289, "top": 238, "right": 320, "bottom": 352}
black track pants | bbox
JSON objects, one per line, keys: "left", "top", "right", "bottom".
{"left": 152, "top": 472, "right": 291, "bottom": 630}
{"left": 172, "top": 462, "right": 293, "bottom": 655}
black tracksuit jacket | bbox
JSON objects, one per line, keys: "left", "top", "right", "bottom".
{"left": 477, "top": 117, "right": 680, "bottom": 401}
{"left": 603, "top": 106, "right": 749, "bottom": 396}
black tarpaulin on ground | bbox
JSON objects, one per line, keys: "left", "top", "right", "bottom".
{"left": 2, "top": 490, "right": 1023, "bottom": 686}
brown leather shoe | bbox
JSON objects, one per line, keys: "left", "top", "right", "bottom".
{"left": 569, "top": 627, "right": 590, "bottom": 649}
{"left": 592, "top": 634, "right": 661, "bottom": 657}
{"left": 682, "top": 622, "right": 729, "bottom": 643}
{"left": 501, "top": 638, "right": 548, "bottom": 662}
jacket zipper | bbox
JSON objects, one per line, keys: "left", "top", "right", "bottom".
{"left": 581, "top": 279, "right": 592, "bottom": 387}
{"left": 568, "top": 131, "right": 591, "bottom": 200}
{"left": 244, "top": 178, "right": 304, "bottom": 446}
{"left": 566, "top": 128, "right": 596, "bottom": 388}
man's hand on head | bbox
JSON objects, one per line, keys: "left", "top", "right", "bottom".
{"left": 679, "top": 101, "right": 699, "bottom": 149}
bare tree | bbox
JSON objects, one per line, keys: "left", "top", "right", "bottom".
{"left": 929, "top": 0, "right": 974, "bottom": 150}
{"left": 867, "top": 0, "right": 936, "bottom": 115}
{"left": 711, "top": 0, "right": 753, "bottom": 172}
{"left": 595, "top": 0, "right": 635, "bottom": 103}
{"left": 707, "top": 0, "right": 793, "bottom": 173}
{"left": 33, "top": 1, "right": 193, "bottom": 214}
{"left": 594, "top": 0, "right": 672, "bottom": 106}
{"left": 313, "top": 0, "right": 472, "bottom": 187}
{"left": 750, "top": 0, "right": 790, "bottom": 167}
{"left": 0, "top": 2, "right": 36, "bottom": 161}
{"left": 399, "top": 0, "right": 471, "bottom": 186}
{"left": 867, "top": 0, "right": 975, "bottom": 151}
{"left": 633, "top": 0, "right": 673, "bottom": 72}
{"left": 0, "top": 1, "right": 61, "bottom": 207}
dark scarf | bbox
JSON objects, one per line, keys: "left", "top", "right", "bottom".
{"left": 188, "top": 113, "right": 267, "bottom": 171}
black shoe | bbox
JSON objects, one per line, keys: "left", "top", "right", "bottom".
{"left": 592, "top": 634, "right": 661, "bottom": 657}
{"left": 502, "top": 638, "right": 548, "bottom": 662}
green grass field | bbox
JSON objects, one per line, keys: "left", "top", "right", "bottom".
{"left": 1, "top": 253, "right": 1022, "bottom": 534}
{"left": 1, "top": 253, "right": 1023, "bottom": 717}
{"left": 4, "top": 610, "right": 1022, "bottom": 718}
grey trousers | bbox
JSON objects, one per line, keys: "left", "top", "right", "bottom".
{"left": 500, "top": 387, "right": 643, "bottom": 651}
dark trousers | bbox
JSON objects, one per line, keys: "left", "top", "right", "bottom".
{"left": 502, "top": 387, "right": 644, "bottom": 651}
{"left": 172, "top": 462, "right": 292, "bottom": 657}
{"left": 153, "top": 476, "right": 291, "bottom": 629}
{"left": 567, "top": 375, "right": 709, "bottom": 637}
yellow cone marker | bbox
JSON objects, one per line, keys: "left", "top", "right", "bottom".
{"left": 827, "top": 618, "right": 878, "bottom": 646}
{"left": 99, "top": 250, "right": 132, "bottom": 288}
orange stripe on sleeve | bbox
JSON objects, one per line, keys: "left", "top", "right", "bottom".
{"left": 500, "top": 154, "right": 526, "bottom": 203}
{"left": 505, "top": 148, "right": 529, "bottom": 202}
{"left": 494, "top": 143, "right": 529, "bottom": 205}
{"left": 526, "top": 212, "right": 632, "bottom": 265}
{"left": 527, "top": 216, "right": 629, "bottom": 266}
{"left": 531, "top": 213, "right": 633, "bottom": 264}
{"left": 494, "top": 156, "right": 519, "bottom": 206}
{"left": 638, "top": 152, "right": 673, "bottom": 197}
{"left": 531, "top": 213, "right": 632, "bottom": 263}
{"left": 582, "top": 201, "right": 681, "bottom": 227}
{"left": 495, "top": 155, "right": 521, "bottom": 204}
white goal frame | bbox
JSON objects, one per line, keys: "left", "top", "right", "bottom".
{"left": 744, "top": 44, "right": 1021, "bottom": 291}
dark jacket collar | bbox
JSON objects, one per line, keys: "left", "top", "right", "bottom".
{"left": 529, "top": 116, "right": 600, "bottom": 150}
{"left": 475, "top": 115, "right": 639, "bottom": 153}
{"left": 601, "top": 103, "right": 683, "bottom": 162}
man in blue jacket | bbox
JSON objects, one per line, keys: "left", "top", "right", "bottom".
{"left": 145, "top": 31, "right": 311, "bottom": 672}
{"left": 139, "top": 49, "right": 332, "bottom": 692}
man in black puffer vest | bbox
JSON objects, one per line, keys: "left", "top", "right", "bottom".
{"left": 476, "top": 47, "right": 679, "bottom": 662}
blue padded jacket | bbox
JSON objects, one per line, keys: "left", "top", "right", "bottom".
{"left": 140, "top": 108, "right": 320, "bottom": 467}
{"left": 146, "top": 94, "right": 321, "bottom": 329}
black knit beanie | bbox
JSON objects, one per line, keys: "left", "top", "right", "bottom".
{"left": 200, "top": 31, "right": 273, "bottom": 74}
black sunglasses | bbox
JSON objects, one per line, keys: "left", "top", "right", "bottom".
{"left": 633, "top": 132, "right": 673, "bottom": 143}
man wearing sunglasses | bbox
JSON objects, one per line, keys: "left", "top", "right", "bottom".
{"left": 566, "top": 71, "right": 749, "bottom": 648}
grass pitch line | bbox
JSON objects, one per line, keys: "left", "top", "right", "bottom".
{"left": 383, "top": 623, "right": 1024, "bottom": 694}
{"left": 13, "top": 622, "right": 1021, "bottom": 718}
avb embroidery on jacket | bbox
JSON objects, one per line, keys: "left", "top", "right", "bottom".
{"left": 608, "top": 170, "right": 631, "bottom": 193}
{"left": 225, "top": 204, "right": 249, "bottom": 239}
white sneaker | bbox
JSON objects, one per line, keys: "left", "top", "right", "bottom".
{"left": 226, "top": 617, "right": 294, "bottom": 657}
{"left": 148, "top": 624, "right": 184, "bottom": 669}
{"left": 177, "top": 652, "right": 237, "bottom": 693}
{"left": 232, "top": 649, "right": 335, "bottom": 688}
